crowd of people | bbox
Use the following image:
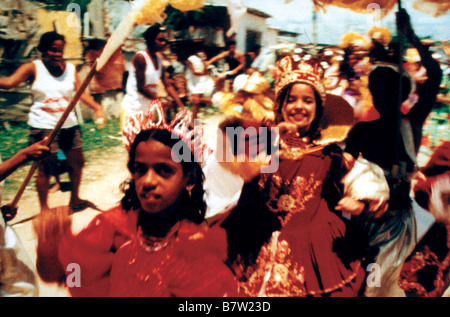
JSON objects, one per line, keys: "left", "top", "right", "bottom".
{"left": 0, "top": 8, "right": 449, "bottom": 297}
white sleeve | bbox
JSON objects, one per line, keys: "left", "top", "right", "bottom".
{"left": 341, "top": 154, "right": 390, "bottom": 202}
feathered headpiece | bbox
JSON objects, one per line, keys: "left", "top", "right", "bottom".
{"left": 215, "top": 71, "right": 276, "bottom": 127}
{"left": 368, "top": 26, "right": 392, "bottom": 47}
{"left": 340, "top": 32, "right": 371, "bottom": 50}
{"left": 122, "top": 101, "right": 207, "bottom": 162}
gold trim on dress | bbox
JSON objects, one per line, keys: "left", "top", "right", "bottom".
{"left": 259, "top": 173, "right": 322, "bottom": 226}
{"left": 238, "top": 231, "right": 363, "bottom": 297}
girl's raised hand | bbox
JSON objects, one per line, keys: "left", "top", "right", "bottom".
{"left": 276, "top": 122, "right": 299, "bottom": 138}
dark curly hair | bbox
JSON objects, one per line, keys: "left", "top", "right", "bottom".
{"left": 143, "top": 23, "right": 162, "bottom": 43}
{"left": 275, "top": 83, "right": 324, "bottom": 142}
{"left": 120, "top": 129, "right": 206, "bottom": 226}
{"left": 37, "top": 31, "right": 65, "bottom": 53}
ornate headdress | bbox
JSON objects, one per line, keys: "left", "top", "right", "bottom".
{"left": 274, "top": 56, "right": 327, "bottom": 104}
{"left": 122, "top": 101, "right": 206, "bottom": 162}
{"left": 275, "top": 56, "right": 355, "bottom": 146}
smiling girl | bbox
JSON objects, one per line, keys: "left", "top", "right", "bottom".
{"left": 222, "top": 56, "right": 390, "bottom": 297}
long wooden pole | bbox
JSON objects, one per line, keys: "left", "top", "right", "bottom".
{"left": 392, "top": 0, "right": 403, "bottom": 177}
{"left": 2, "top": 1, "right": 166, "bottom": 222}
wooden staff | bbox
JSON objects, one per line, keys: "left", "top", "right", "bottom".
{"left": 1, "top": 60, "right": 98, "bottom": 222}
{"left": 1, "top": 0, "right": 169, "bottom": 222}
{"left": 392, "top": 0, "right": 404, "bottom": 178}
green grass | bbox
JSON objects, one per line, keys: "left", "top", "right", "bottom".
{"left": 0, "top": 119, "right": 123, "bottom": 197}
{"left": 0, "top": 119, "right": 123, "bottom": 162}
{"left": 78, "top": 119, "right": 123, "bottom": 161}
{"left": 0, "top": 122, "right": 30, "bottom": 161}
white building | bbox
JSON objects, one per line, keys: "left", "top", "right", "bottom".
{"left": 205, "top": 0, "right": 299, "bottom": 53}
{"left": 234, "top": 7, "right": 274, "bottom": 52}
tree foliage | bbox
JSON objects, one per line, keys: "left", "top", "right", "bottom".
{"left": 35, "top": 0, "right": 92, "bottom": 15}
{"left": 164, "top": 5, "right": 230, "bottom": 31}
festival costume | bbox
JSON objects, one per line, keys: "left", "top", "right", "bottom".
{"left": 338, "top": 32, "right": 380, "bottom": 123}
{"left": 221, "top": 57, "right": 389, "bottom": 296}
{"left": 399, "top": 141, "right": 450, "bottom": 297}
{"left": 54, "top": 206, "right": 237, "bottom": 297}
{"left": 35, "top": 104, "right": 238, "bottom": 297}
{"left": 225, "top": 143, "right": 383, "bottom": 296}
{"left": 109, "top": 218, "right": 237, "bottom": 297}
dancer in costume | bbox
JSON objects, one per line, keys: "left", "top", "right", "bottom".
{"left": 33, "top": 104, "right": 238, "bottom": 297}
{"left": 399, "top": 141, "right": 450, "bottom": 297}
{"left": 344, "top": 9, "right": 443, "bottom": 297}
{"left": 221, "top": 56, "right": 390, "bottom": 297}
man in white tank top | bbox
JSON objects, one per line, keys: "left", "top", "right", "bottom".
{"left": 120, "top": 24, "right": 185, "bottom": 130}
{"left": 0, "top": 31, "right": 106, "bottom": 213}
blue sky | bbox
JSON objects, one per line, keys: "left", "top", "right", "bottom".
{"left": 242, "top": 0, "right": 450, "bottom": 44}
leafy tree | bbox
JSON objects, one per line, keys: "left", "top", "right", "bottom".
{"left": 36, "top": 0, "right": 92, "bottom": 16}
{"left": 164, "top": 5, "right": 229, "bottom": 31}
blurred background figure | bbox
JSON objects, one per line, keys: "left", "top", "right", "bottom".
{"left": 120, "top": 24, "right": 185, "bottom": 129}
{"left": 345, "top": 8, "right": 443, "bottom": 297}
{"left": 186, "top": 46, "right": 216, "bottom": 125}
{"left": 207, "top": 40, "right": 245, "bottom": 92}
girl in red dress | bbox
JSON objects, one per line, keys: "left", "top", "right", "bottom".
{"left": 33, "top": 104, "right": 238, "bottom": 297}
{"left": 221, "top": 56, "right": 390, "bottom": 296}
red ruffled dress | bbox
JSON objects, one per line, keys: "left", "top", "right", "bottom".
{"left": 232, "top": 145, "right": 370, "bottom": 297}
{"left": 57, "top": 206, "right": 238, "bottom": 297}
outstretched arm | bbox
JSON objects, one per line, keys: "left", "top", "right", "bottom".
{"left": 0, "top": 139, "right": 49, "bottom": 182}
{"left": 0, "top": 62, "right": 35, "bottom": 90}
{"left": 205, "top": 51, "right": 228, "bottom": 67}
{"left": 229, "top": 51, "right": 245, "bottom": 76}
{"left": 397, "top": 8, "right": 442, "bottom": 126}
